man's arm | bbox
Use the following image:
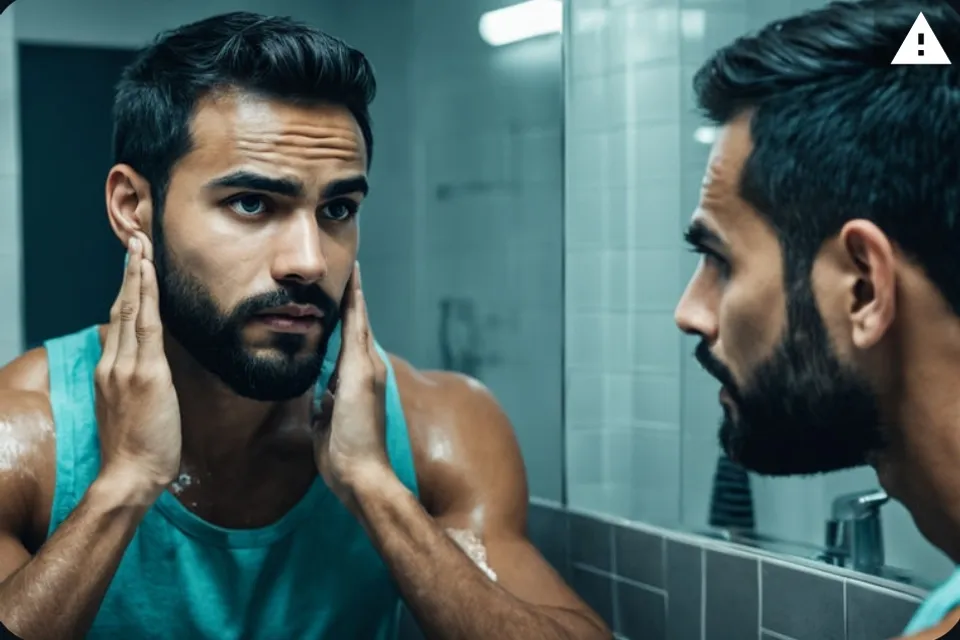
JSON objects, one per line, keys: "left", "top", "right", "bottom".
{"left": 351, "top": 366, "right": 610, "bottom": 640}
{"left": 0, "top": 391, "right": 159, "bottom": 640}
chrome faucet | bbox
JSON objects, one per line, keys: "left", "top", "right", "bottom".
{"left": 822, "top": 489, "right": 889, "bottom": 573}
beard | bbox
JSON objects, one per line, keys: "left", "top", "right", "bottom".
{"left": 695, "top": 273, "right": 887, "bottom": 476}
{"left": 152, "top": 220, "right": 340, "bottom": 402}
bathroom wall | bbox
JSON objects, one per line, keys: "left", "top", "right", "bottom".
{"left": 532, "top": 503, "right": 925, "bottom": 640}
{"left": 563, "top": 0, "right": 954, "bottom": 583}
{"left": 0, "top": 5, "right": 21, "bottom": 366}
{"left": 408, "top": 0, "right": 564, "bottom": 501}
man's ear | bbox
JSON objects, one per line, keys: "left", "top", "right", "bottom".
{"left": 105, "top": 164, "right": 155, "bottom": 258}
{"left": 839, "top": 219, "right": 897, "bottom": 350}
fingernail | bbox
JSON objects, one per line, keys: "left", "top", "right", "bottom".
{"left": 129, "top": 237, "right": 140, "bottom": 253}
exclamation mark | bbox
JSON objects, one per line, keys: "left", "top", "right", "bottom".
{"left": 918, "top": 32, "right": 924, "bottom": 57}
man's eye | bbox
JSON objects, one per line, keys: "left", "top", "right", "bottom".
{"left": 321, "top": 200, "right": 359, "bottom": 222}
{"left": 689, "top": 246, "right": 731, "bottom": 278}
{"left": 227, "top": 195, "right": 268, "bottom": 216}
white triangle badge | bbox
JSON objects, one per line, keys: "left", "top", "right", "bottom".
{"left": 891, "top": 12, "right": 951, "bottom": 65}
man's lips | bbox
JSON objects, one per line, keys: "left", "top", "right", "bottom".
{"left": 253, "top": 305, "right": 324, "bottom": 333}
{"left": 257, "top": 304, "right": 324, "bottom": 319}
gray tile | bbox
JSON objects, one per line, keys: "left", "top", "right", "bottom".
{"left": 761, "top": 562, "right": 844, "bottom": 640}
{"left": 614, "top": 524, "right": 664, "bottom": 588}
{"left": 572, "top": 566, "right": 615, "bottom": 629}
{"left": 667, "top": 541, "right": 703, "bottom": 640}
{"left": 570, "top": 513, "right": 613, "bottom": 571}
{"left": 527, "top": 504, "right": 570, "bottom": 580}
{"left": 846, "top": 583, "right": 921, "bottom": 640}
{"left": 616, "top": 579, "right": 666, "bottom": 640}
{"left": 705, "top": 550, "right": 758, "bottom": 640}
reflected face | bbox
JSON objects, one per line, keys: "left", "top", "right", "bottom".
{"left": 674, "top": 116, "right": 884, "bottom": 475}
{"left": 154, "top": 92, "right": 368, "bottom": 401}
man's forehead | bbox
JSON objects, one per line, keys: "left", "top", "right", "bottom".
{"left": 179, "top": 92, "right": 367, "bottom": 177}
{"left": 696, "top": 116, "right": 757, "bottom": 236}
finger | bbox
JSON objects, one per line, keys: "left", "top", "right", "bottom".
{"left": 103, "top": 237, "right": 142, "bottom": 368}
{"left": 140, "top": 232, "right": 154, "bottom": 262}
{"left": 114, "top": 237, "right": 144, "bottom": 367}
{"left": 340, "top": 262, "right": 362, "bottom": 351}
{"left": 354, "top": 265, "right": 384, "bottom": 380}
{"left": 136, "top": 255, "right": 165, "bottom": 361}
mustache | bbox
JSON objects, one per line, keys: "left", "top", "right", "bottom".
{"left": 694, "top": 341, "right": 737, "bottom": 391}
{"left": 234, "top": 283, "right": 340, "bottom": 321}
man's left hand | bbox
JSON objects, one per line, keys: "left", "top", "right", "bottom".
{"left": 312, "top": 262, "right": 393, "bottom": 511}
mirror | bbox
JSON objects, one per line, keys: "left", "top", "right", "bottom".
{"left": 563, "top": 0, "right": 955, "bottom": 590}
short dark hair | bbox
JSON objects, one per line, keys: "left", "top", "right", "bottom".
{"left": 694, "top": 0, "right": 960, "bottom": 313}
{"left": 112, "top": 11, "right": 376, "bottom": 213}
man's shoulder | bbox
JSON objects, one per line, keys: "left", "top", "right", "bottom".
{"left": 0, "top": 346, "right": 51, "bottom": 395}
{"left": 386, "top": 353, "right": 504, "bottom": 426}
{"left": 0, "top": 345, "right": 56, "bottom": 471}
{"left": 0, "top": 348, "right": 57, "bottom": 547}
{"left": 384, "top": 353, "right": 528, "bottom": 518}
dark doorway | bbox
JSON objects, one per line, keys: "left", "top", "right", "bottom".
{"left": 19, "top": 44, "right": 136, "bottom": 348}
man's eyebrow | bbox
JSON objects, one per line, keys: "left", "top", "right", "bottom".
{"left": 204, "top": 172, "right": 369, "bottom": 201}
{"left": 683, "top": 219, "right": 725, "bottom": 250}
{"left": 322, "top": 175, "right": 369, "bottom": 199}
{"left": 204, "top": 171, "right": 304, "bottom": 198}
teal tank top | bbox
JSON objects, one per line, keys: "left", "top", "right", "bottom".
{"left": 903, "top": 566, "right": 960, "bottom": 635}
{"left": 43, "top": 324, "right": 419, "bottom": 639}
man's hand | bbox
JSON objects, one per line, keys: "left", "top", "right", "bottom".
{"left": 312, "top": 262, "right": 392, "bottom": 509}
{"left": 94, "top": 234, "right": 181, "bottom": 496}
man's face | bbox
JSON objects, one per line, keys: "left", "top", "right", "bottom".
{"left": 152, "top": 92, "right": 367, "bottom": 401}
{"left": 674, "top": 116, "right": 885, "bottom": 475}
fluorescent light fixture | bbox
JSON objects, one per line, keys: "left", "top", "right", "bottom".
{"left": 694, "top": 126, "right": 717, "bottom": 145}
{"left": 479, "top": 0, "right": 563, "bottom": 47}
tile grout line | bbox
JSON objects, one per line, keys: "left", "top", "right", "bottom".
{"left": 843, "top": 579, "right": 849, "bottom": 640}
{"left": 758, "top": 559, "right": 763, "bottom": 640}
{"left": 700, "top": 547, "right": 707, "bottom": 640}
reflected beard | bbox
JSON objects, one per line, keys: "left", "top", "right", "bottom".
{"left": 152, "top": 230, "right": 339, "bottom": 402}
{"left": 706, "top": 277, "right": 886, "bottom": 476}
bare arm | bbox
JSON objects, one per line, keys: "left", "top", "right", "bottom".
{"left": 0, "top": 237, "right": 179, "bottom": 639}
{"left": 0, "top": 437, "right": 158, "bottom": 639}
{"left": 353, "top": 369, "right": 610, "bottom": 640}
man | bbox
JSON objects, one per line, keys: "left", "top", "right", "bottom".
{"left": 0, "top": 12, "right": 608, "bottom": 640}
{"left": 674, "top": 0, "right": 960, "bottom": 637}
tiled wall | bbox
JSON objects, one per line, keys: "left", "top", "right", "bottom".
{"left": 398, "top": 502, "right": 928, "bottom": 639}
{"left": 539, "top": 504, "right": 925, "bottom": 640}
{"left": 563, "top": 0, "right": 955, "bottom": 583}
{"left": 0, "top": 4, "right": 21, "bottom": 365}
{"left": 407, "top": 0, "right": 565, "bottom": 501}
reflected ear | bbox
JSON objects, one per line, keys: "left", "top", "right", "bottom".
{"left": 840, "top": 220, "right": 897, "bottom": 350}
{"left": 105, "top": 164, "right": 154, "bottom": 252}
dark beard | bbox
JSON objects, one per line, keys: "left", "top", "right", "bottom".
{"left": 695, "top": 274, "right": 886, "bottom": 476}
{"left": 152, "top": 219, "right": 340, "bottom": 401}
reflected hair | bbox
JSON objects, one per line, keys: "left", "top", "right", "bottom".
{"left": 694, "top": 0, "right": 960, "bottom": 312}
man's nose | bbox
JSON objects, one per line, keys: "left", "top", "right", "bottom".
{"left": 675, "top": 277, "right": 718, "bottom": 341}
{"left": 271, "top": 212, "right": 328, "bottom": 285}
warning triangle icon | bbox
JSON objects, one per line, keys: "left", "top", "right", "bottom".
{"left": 891, "top": 12, "right": 951, "bottom": 65}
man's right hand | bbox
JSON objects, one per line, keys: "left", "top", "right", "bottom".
{"left": 94, "top": 234, "right": 181, "bottom": 496}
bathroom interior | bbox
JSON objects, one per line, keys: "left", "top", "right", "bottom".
{"left": 0, "top": 0, "right": 948, "bottom": 638}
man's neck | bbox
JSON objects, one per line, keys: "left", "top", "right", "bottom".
{"left": 881, "top": 325, "right": 960, "bottom": 563}
{"left": 163, "top": 335, "right": 312, "bottom": 473}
